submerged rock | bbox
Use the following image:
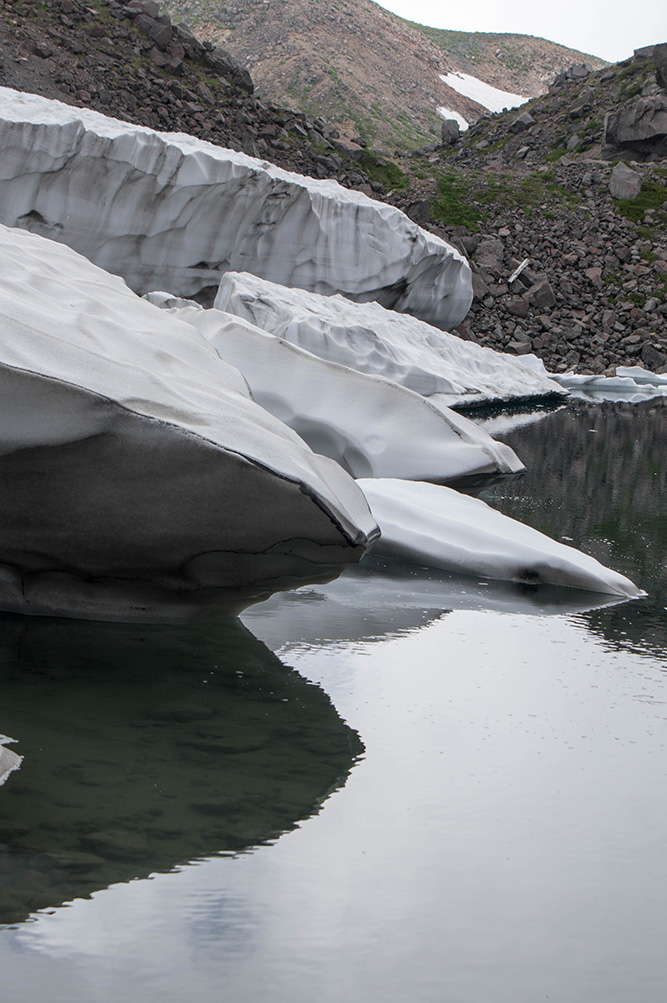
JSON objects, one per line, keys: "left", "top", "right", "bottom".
{"left": 160, "top": 302, "right": 524, "bottom": 487}
{"left": 0, "top": 87, "right": 471, "bottom": 330}
{"left": 0, "top": 225, "right": 378, "bottom": 622}
{"left": 215, "top": 271, "right": 565, "bottom": 408}
{"left": 358, "top": 478, "right": 643, "bottom": 597}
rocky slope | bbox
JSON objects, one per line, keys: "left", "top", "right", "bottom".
{"left": 163, "top": 0, "right": 606, "bottom": 151}
{"left": 384, "top": 50, "right": 667, "bottom": 374}
{"left": 0, "top": 0, "right": 377, "bottom": 186}
{"left": 407, "top": 24, "right": 606, "bottom": 101}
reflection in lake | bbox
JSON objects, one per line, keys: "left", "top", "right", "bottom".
{"left": 1, "top": 398, "right": 666, "bottom": 1003}
{"left": 0, "top": 616, "right": 362, "bottom": 924}
{"left": 483, "top": 398, "right": 667, "bottom": 656}
{"left": 242, "top": 553, "right": 630, "bottom": 653}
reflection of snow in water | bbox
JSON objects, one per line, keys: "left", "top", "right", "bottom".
{"left": 0, "top": 735, "right": 21, "bottom": 787}
{"left": 9, "top": 609, "right": 667, "bottom": 1003}
{"left": 472, "top": 408, "right": 563, "bottom": 438}
{"left": 439, "top": 70, "right": 528, "bottom": 112}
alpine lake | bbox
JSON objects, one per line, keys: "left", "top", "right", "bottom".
{"left": 1, "top": 395, "right": 666, "bottom": 1003}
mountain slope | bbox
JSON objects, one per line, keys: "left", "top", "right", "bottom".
{"left": 409, "top": 24, "right": 605, "bottom": 99}
{"left": 164, "top": 0, "right": 607, "bottom": 149}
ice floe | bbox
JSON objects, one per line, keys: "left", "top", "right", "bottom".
{"left": 215, "top": 271, "right": 564, "bottom": 408}
{"left": 358, "top": 478, "right": 643, "bottom": 597}
{"left": 0, "top": 737, "right": 21, "bottom": 788}
{"left": 0, "top": 224, "right": 378, "bottom": 622}
{"left": 516, "top": 354, "right": 667, "bottom": 402}
{"left": 0, "top": 86, "right": 471, "bottom": 330}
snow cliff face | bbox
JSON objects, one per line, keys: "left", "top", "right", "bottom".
{"left": 215, "top": 271, "right": 564, "bottom": 408}
{"left": 0, "top": 87, "right": 472, "bottom": 330}
{"left": 156, "top": 301, "right": 524, "bottom": 486}
{"left": 0, "top": 224, "right": 379, "bottom": 623}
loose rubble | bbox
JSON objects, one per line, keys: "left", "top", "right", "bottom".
{"left": 439, "top": 164, "right": 667, "bottom": 374}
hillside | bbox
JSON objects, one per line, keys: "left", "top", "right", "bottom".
{"left": 162, "top": 0, "right": 606, "bottom": 150}
{"left": 386, "top": 52, "right": 667, "bottom": 375}
{"left": 408, "top": 24, "right": 605, "bottom": 101}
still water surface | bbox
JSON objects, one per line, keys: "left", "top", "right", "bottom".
{"left": 1, "top": 399, "right": 666, "bottom": 1002}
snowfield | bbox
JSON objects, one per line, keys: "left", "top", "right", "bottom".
{"left": 439, "top": 71, "right": 528, "bottom": 113}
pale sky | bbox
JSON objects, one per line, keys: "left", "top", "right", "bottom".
{"left": 375, "top": 0, "right": 667, "bottom": 63}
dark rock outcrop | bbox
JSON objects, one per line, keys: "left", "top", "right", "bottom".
{"left": 604, "top": 94, "right": 667, "bottom": 160}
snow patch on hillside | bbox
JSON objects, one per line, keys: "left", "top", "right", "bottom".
{"left": 439, "top": 71, "right": 528, "bottom": 113}
{"left": 436, "top": 107, "right": 469, "bottom": 131}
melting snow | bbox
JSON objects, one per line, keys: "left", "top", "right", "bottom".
{"left": 439, "top": 71, "right": 528, "bottom": 113}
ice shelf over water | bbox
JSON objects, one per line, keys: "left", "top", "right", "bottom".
{"left": 157, "top": 300, "right": 524, "bottom": 486}
{"left": 0, "top": 86, "right": 471, "bottom": 330}
{"left": 0, "top": 225, "right": 378, "bottom": 622}
{"left": 358, "top": 478, "right": 643, "bottom": 598}
{"left": 215, "top": 271, "right": 565, "bottom": 407}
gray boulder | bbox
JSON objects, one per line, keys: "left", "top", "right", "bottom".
{"left": 609, "top": 162, "right": 642, "bottom": 199}
{"left": 509, "top": 111, "right": 535, "bottom": 134}
{"left": 441, "top": 119, "right": 461, "bottom": 144}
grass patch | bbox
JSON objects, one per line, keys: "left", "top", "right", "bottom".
{"left": 358, "top": 152, "right": 409, "bottom": 190}
{"left": 614, "top": 178, "right": 667, "bottom": 223}
{"left": 430, "top": 172, "right": 483, "bottom": 230}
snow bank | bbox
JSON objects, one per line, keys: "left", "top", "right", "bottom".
{"left": 358, "top": 478, "right": 643, "bottom": 598}
{"left": 439, "top": 71, "right": 527, "bottom": 113}
{"left": 0, "top": 225, "right": 378, "bottom": 622}
{"left": 163, "top": 302, "right": 524, "bottom": 486}
{"left": 215, "top": 271, "right": 563, "bottom": 408}
{"left": 0, "top": 86, "right": 471, "bottom": 330}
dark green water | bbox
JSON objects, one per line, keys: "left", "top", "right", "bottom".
{"left": 0, "top": 618, "right": 362, "bottom": 924}
{"left": 0, "top": 398, "right": 665, "bottom": 1003}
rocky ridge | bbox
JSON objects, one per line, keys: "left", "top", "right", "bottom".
{"left": 163, "top": 0, "right": 606, "bottom": 151}
{"left": 431, "top": 161, "right": 667, "bottom": 374}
